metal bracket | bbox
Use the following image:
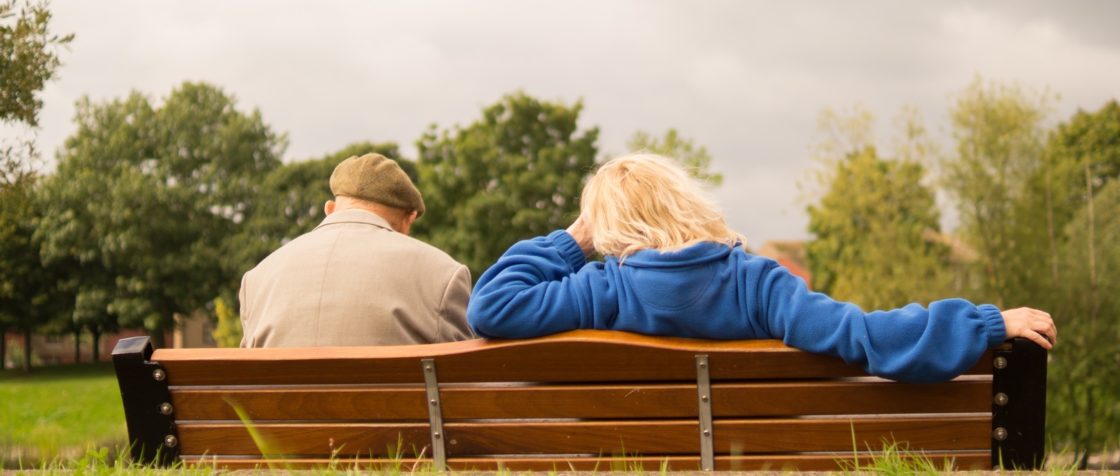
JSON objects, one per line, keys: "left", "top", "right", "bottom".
{"left": 111, "top": 336, "right": 179, "bottom": 466}
{"left": 421, "top": 358, "right": 447, "bottom": 470}
{"left": 991, "top": 338, "right": 1047, "bottom": 470}
{"left": 695, "top": 354, "right": 714, "bottom": 471}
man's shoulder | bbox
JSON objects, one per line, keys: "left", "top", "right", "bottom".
{"left": 388, "top": 233, "right": 466, "bottom": 272}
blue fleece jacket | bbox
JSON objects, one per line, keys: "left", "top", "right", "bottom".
{"left": 467, "top": 230, "right": 1008, "bottom": 383}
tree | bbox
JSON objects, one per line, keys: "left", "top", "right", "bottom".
{"left": 36, "top": 82, "right": 286, "bottom": 346}
{"left": 805, "top": 107, "right": 949, "bottom": 309}
{"left": 414, "top": 92, "right": 599, "bottom": 277}
{"left": 0, "top": 0, "right": 71, "bottom": 126}
{"left": 1, "top": 0, "right": 73, "bottom": 184}
{"left": 941, "top": 78, "right": 1052, "bottom": 307}
{"left": 1039, "top": 101, "right": 1120, "bottom": 466}
{"left": 0, "top": 175, "right": 69, "bottom": 370}
{"left": 627, "top": 129, "right": 722, "bottom": 186}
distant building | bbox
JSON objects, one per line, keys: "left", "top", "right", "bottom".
{"left": 756, "top": 240, "right": 813, "bottom": 288}
{"left": 2, "top": 311, "right": 216, "bottom": 369}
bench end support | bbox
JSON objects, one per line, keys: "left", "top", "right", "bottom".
{"left": 991, "top": 337, "right": 1047, "bottom": 470}
{"left": 112, "top": 336, "right": 179, "bottom": 466}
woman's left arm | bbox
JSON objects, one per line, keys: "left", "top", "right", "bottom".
{"left": 467, "top": 230, "right": 615, "bottom": 338}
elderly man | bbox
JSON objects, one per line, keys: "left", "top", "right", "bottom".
{"left": 239, "top": 153, "right": 474, "bottom": 347}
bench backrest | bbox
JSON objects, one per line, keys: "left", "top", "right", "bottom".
{"left": 112, "top": 330, "right": 1046, "bottom": 471}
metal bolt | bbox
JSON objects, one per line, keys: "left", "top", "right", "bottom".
{"left": 992, "top": 427, "right": 1008, "bottom": 441}
{"left": 698, "top": 362, "right": 707, "bottom": 369}
{"left": 425, "top": 364, "right": 433, "bottom": 372}
{"left": 152, "top": 368, "right": 166, "bottom": 381}
{"left": 994, "top": 393, "right": 1009, "bottom": 406}
{"left": 702, "top": 429, "right": 711, "bottom": 437}
{"left": 164, "top": 435, "right": 178, "bottom": 447}
{"left": 700, "top": 395, "right": 709, "bottom": 402}
{"left": 433, "top": 432, "right": 441, "bottom": 439}
{"left": 993, "top": 356, "right": 1008, "bottom": 369}
{"left": 430, "top": 399, "right": 438, "bottom": 406}
{"left": 159, "top": 402, "right": 174, "bottom": 415}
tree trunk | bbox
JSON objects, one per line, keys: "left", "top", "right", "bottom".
{"left": 73, "top": 328, "right": 81, "bottom": 364}
{"left": 22, "top": 331, "right": 31, "bottom": 372}
{"left": 91, "top": 328, "right": 102, "bottom": 362}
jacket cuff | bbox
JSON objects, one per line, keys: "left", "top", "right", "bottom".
{"left": 978, "top": 304, "right": 1007, "bottom": 347}
{"left": 548, "top": 230, "right": 588, "bottom": 272}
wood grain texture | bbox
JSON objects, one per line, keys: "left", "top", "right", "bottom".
{"left": 153, "top": 330, "right": 992, "bottom": 385}
{"left": 180, "top": 451, "right": 993, "bottom": 471}
{"left": 171, "top": 379, "right": 991, "bottom": 420}
{"left": 176, "top": 415, "right": 989, "bottom": 457}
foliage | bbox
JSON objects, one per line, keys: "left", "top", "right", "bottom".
{"left": 806, "top": 107, "right": 950, "bottom": 309}
{"left": 35, "top": 82, "right": 286, "bottom": 344}
{"left": 0, "top": 0, "right": 72, "bottom": 127}
{"left": 1047, "top": 181, "right": 1120, "bottom": 462}
{"left": 209, "top": 296, "right": 241, "bottom": 348}
{"left": 941, "top": 78, "right": 1053, "bottom": 307}
{"left": 626, "top": 128, "right": 722, "bottom": 186}
{"left": 1041, "top": 101, "right": 1120, "bottom": 463}
{"left": 0, "top": 175, "right": 70, "bottom": 370}
{"left": 413, "top": 92, "right": 599, "bottom": 277}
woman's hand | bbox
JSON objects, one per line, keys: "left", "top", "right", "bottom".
{"left": 566, "top": 215, "right": 595, "bottom": 257}
{"left": 1001, "top": 307, "right": 1057, "bottom": 349}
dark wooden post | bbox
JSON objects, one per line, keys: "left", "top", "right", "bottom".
{"left": 991, "top": 337, "right": 1047, "bottom": 469}
{"left": 111, "top": 336, "right": 179, "bottom": 466}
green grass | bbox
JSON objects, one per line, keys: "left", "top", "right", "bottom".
{"left": 0, "top": 362, "right": 127, "bottom": 466}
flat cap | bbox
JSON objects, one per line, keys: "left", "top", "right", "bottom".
{"left": 329, "top": 153, "right": 425, "bottom": 216}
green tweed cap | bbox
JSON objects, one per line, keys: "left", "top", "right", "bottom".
{"left": 329, "top": 153, "right": 425, "bottom": 217}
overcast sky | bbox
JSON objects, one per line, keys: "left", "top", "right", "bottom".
{"left": 21, "top": 1, "right": 1120, "bottom": 245}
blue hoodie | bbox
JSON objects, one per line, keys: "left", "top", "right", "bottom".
{"left": 468, "top": 230, "right": 1007, "bottom": 383}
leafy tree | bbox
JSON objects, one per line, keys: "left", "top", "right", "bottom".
{"left": 1039, "top": 101, "right": 1120, "bottom": 466}
{"left": 942, "top": 78, "right": 1052, "bottom": 307}
{"left": 36, "top": 82, "right": 286, "bottom": 346}
{"left": 414, "top": 92, "right": 599, "bottom": 277}
{"left": 805, "top": 107, "right": 949, "bottom": 309}
{"left": 0, "top": 176, "right": 69, "bottom": 369}
{"left": 1, "top": 0, "right": 73, "bottom": 184}
{"left": 627, "top": 129, "right": 722, "bottom": 186}
{"left": 210, "top": 296, "right": 241, "bottom": 348}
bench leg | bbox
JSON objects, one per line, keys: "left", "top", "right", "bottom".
{"left": 112, "top": 336, "right": 179, "bottom": 466}
{"left": 991, "top": 337, "right": 1047, "bottom": 469}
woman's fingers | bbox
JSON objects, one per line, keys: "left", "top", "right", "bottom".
{"left": 1025, "top": 329, "right": 1053, "bottom": 350}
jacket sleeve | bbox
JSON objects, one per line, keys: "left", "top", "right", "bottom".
{"left": 756, "top": 261, "right": 1007, "bottom": 383}
{"left": 468, "top": 230, "right": 616, "bottom": 338}
{"left": 438, "top": 265, "right": 476, "bottom": 341}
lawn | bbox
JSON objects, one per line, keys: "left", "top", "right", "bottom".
{"left": 0, "top": 362, "right": 127, "bottom": 466}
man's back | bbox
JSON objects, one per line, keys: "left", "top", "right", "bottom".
{"left": 239, "top": 209, "right": 473, "bottom": 347}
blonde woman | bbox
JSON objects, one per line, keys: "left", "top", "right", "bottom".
{"left": 467, "top": 154, "right": 1056, "bottom": 383}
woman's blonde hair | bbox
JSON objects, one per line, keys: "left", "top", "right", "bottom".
{"left": 581, "top": 153, "right": 743, "bottom": 258}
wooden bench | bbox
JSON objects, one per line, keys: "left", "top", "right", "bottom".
{"left": 111, "top": 330, "right": 1047, "bottom": 471}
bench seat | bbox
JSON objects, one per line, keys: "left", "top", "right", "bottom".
{"left": 111, "top": 330, "right": 1046, "bottom": 471}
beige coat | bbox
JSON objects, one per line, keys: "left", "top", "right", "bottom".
{"left": 239, "top": 209, "right": 474, "bottom": 347}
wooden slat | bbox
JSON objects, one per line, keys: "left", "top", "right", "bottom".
{"left": 171, "top": 379, "right": 991, "bottom": 421}
{"left": 181, "top": 451, "right": 993, "bottom": 471}
{"left": 153, "top": 330, "right": 992, "bottom": 385}
{"left": 448, "top": 417, "right": 990, "bottom": 455}
{"left": 171, "top": 386, "right": 429, "bottom": 421}
{"left": 176, "top": 416, "right": 989, "bottom": 457}
{"left": 177, "top": 422, "right": 431, "bottom": 457}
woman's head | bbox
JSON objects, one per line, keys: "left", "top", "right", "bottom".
{"left": 581, "top": 153, "right": 742, "bottom": 258}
